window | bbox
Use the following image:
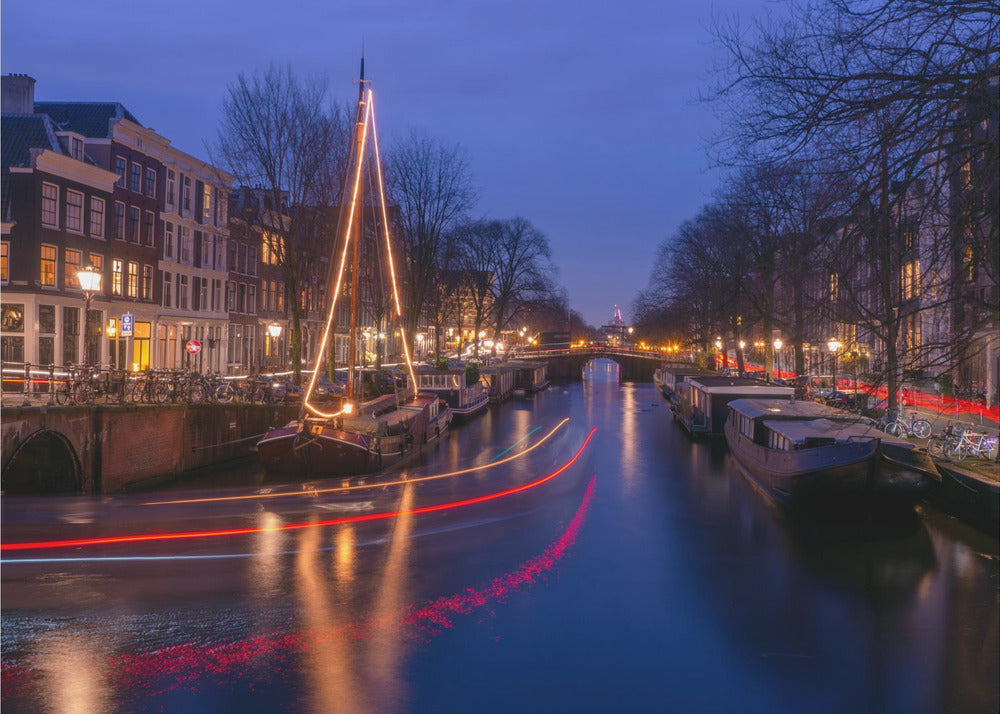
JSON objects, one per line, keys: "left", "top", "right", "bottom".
{"left": 145, "top": 167, "right": 156, "bottom": 197}
{"left": 902, "top": 260, "right": 921, "bottom": 300}
{"left": 238, "top": 244, "right": 247, "bottom": 274}
{"left": 178, "top": 275, "right": 189, "bottom": 310}
{"left": 248, "top": 246, "right": 257, "bottom": 275}
{"left": 127, "top": 261, "right": 138, "bottom": 298}
{"left": 227, "top": 282, "right": 236, "bottom": 311}
{"left": 215, "top": 237, "right": 225, "bottom": 269}
{"left": 66, "top": 190, "right": 84, "bottom": 233}
{"left": 262, "top": 231, "right": 282, "bottom": 265}
{"left": 248, "top": 284, "right": 257, "bottom": 314}
{"left": 115, "top": 156, "right": 127, "bottom": 186}
{"left": 89, "top": 253, "right": 103, "bottom": 275}
{"left": 41, "top": 183, "right": 59, "bottom": 227}
{"left": 180, "top": 226, "right": 192, "bottom": 263}
{"left": 263, "top": 280, "right": 271, "bottom": 311}
{"left": 70, "top": 137, "right": 84, "bottom": 161}
{"left": 0, "top": 242, "right": 8, "bottom": 284}
{"left": 162, "top": 271, "right": 173, "bottom": 307}
{"left": 111, "top": 259, "right": 123, "bottom": 296}
{"left": 201, "top": 234, "right": 212, "bottom": 268}
{"left": 238, "top": 282, "right": 246, "bottom": 313}
{"left": 199, "top": 277, "right": 208, "bottom": 310}
{"left": 114, "top": 201, "right": 125, "bottom": 240}
{"left": 166, "top": 169, "right": 176, "bottom": 208}
{"left": 276, "top": 282, "right": 284, "bottom": 311}
{"left": 163, "top": 221, "right": 175, "bottom": 260}
{"left": 130, "top": 163, "right": 141, "bottom": 192}
{"left": 143, "top": 211, "right": 155, "bottom": 246}
{"left": 182, "top": 175, "right": 192, "bottom": 212}
{"left": 212, "top": 279, "right": 223, "bottom": 312}
{"left": 89, "top": 197, "right": 105, "bottom": 237}
{"left": 216, "top": 187, "right": 227, "bottom": 226}
{"left": 228, "top": 242, "right": 237, "bottom": 272}
{"left": 1, "top": 303, "right": 24, "bottom": 331}
{"left": 142, "top": 265, "right": 153, "bottom": 300}
{"left": 128, "top": 206, "right": 140, "bottom": 242}
{"left": 62, "top": 307, "right": 79, "bottom": 364}
{"left": 40, "top": 245, "right": 57, "bottom": 286}
{"left": 202, "top": 183, "right": 212, "bottom": 223}
{"left": 64, "top": 249, "right": 82, "bottom": 288}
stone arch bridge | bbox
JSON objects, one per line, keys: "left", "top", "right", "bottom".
{"left": 519, "top": 348, "right": 689, "bottom": 382}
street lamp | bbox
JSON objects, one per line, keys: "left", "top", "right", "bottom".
{"left": 77, "top": 265, "right": 102, "bottom": 366}
{"left": 267, "top": 322, "right": 282, "bottom": 370}
{"left": 828, "top": 339, "right": 842, "bottom": 392}
{"left": 773, "top": 338, "right": 782, "bottom": 380}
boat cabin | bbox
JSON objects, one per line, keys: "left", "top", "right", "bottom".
{"left": 415, "top": 366, "right": 489, "bottom": 419}
{"left": 677, "top": 376, "right": 794, "bottom": 437}
{"left": 655, "top": 366, "right": 715, "bottom": 400}
{"left": 512, "top": 361, "right": 549, "bottom": 394}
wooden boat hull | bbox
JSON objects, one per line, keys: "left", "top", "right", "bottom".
{"left": 257, "top": 398, "right": 451, "bottom": 476}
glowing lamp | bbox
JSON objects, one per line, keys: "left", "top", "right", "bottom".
{"left": 267, "top": 322, "right": 282, "bottom": 338}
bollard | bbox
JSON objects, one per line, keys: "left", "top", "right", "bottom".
{"left": 22, "top": 362, "right": 31, "bottom": 407}
{"left": 47, "top": 364, "right": 56, "bottom": 406}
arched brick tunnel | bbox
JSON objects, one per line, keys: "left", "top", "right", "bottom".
{"left": 2, "top": 428, "right": 82, "bottom": 494}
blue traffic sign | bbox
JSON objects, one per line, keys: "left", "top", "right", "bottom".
{"left": 121, "top": 313, "right": 134, "bottom": 337}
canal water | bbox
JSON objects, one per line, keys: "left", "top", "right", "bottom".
{"left": 2, "top": 359, "right": 997, "bottom": 713}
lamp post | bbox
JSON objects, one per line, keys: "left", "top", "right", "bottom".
{"left": 267, "top": 322, "right": 282, "bottom": 370}
{"left": 77, "top": 265, "right": 102, "bottom": 367}
{"left": 714, "top": 338, "right": 723, "bottom": 370}
{"left": 828, "top": 339, "right": 842, "bottom": 393}
{"left": 773, "top": 338, "right": 783, "bottom": 381}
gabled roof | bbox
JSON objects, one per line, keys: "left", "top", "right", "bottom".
{"left": 1, "top": 114, "right": 60, "bottom": 168}
{"left": 33, "top": 101, "right": 141, "bottom": 138}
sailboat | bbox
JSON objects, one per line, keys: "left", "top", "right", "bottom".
{"left": 257, "top": 59, "right": 452, "bottom": 476}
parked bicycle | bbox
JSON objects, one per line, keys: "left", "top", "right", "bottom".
{"left": 942, "top": 427, "right": 999, "bottom": 462}
{"left": 879, "top": 408, "right": 932, "bottom": 439}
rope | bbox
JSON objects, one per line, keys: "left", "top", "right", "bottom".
{"left": 190, "top": 432, "right": 268, "bottom": 452}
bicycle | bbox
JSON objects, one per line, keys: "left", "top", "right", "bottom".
{"left": 880, "top": 409, "right": 932, "bottom": 439}
{"left": 926, "top": 423, "right": 960, "bottom": 459}
{"left": 943, "top": 427, "right": 999, "bottom": 462}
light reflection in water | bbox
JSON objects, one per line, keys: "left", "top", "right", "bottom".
{"left": 335, "top": 525, "right": 356, "bottom": 586}
{"left": 250, "top": 510, "right": 286, "bottom": 600}
{"left": 33, "top": 630, "right": 112, "bottom": 714}
{"left": 295, "top": 516, "right": 363, "bottom": 714}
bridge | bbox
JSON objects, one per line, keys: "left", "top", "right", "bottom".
{"left": 513, "top": 347, "right": 690, "bottom": 382}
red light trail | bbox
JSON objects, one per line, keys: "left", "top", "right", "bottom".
{"left": 1, "top": 428, "right": 596, "bottom": 554}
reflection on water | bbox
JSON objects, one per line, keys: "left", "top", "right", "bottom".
{"left": 2, "top": 379, "right": 997, "bottom": 713}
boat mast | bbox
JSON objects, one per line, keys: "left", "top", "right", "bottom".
{"left": 346, "top": 56, "right": 367, "bottom": 402}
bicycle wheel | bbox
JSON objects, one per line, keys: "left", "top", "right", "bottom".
{"left": 188, "top": 383, "right": 205, "bottom": 404}
{"left": 54, "top": 382, "right": 72, "bottom": 405}
{"left": 884, "top": 421, "right": 904, "bottom": 437}
{"left": 215, "top": 382, "right": 235, "bottom": 403}
{"left": 73, "top": 382, "right": 92, "bottom": 406}
{"left": 927, "top": 436, "right": 946, "bottom": 459}
{"left": 911, "top": 419, "right": 932, "bottom": 439}
{"left": 944, "top": 442, "right": 966, "bottom": 462}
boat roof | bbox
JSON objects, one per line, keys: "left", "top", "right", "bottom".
{"left": 763, "top": 418, "right": 883, "bottom": 444}
{"left": 728, "top": 398, "right": 841, "bottom": 420}
{"left": 688, "top": 376, "right": 794, "bottom": 395}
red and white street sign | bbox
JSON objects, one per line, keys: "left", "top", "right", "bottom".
{"left": 185, "top": 339, "right": 202, "bottom": 354}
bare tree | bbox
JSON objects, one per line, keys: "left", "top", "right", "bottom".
{"left": 214, "top": 64, "right": 350, "bottom": 382}
{"left": 386, "top": 130, "right": 476, "bottom": 348}
{"left": 488, "top": 218, "right": 557, "bottom": 353}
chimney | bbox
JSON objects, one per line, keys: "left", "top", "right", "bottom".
{"left": 2, "top": 74, "right": 36, "bottom": 114}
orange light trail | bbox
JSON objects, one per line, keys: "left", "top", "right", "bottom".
{"left": 1, "top": 427, "right": 595, "bottom": 553}
{"left": 140, "top": 418, "right": 570, "bottom": 507}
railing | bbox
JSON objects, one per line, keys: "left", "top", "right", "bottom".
{"left": 0, "top": 362, "right": 316, "bottom": 408}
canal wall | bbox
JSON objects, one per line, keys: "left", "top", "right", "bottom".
{"left": 1, "top": 403, "right": 299, "bottom": 494}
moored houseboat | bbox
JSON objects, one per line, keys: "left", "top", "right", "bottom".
{"left": 512, "top": 360, "right": 549, "bottom": 396}
{"left": 673, "top": 376, "right": 794, "bottom": 437}
{"left": 415, "top": 364, "right": 490, "bottom": 421}
{"left": 479, "top": 363, "right": 517, "bottom": 403}
{"left": 724, "top": 398, "right": 940, "bottom": 509}
{"left": 654, "top": 366, "right": 715, "bottom": 402}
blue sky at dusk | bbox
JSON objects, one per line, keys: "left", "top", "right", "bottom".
{"left": 2, "top": 0, "right": 773, "bottom": 327}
